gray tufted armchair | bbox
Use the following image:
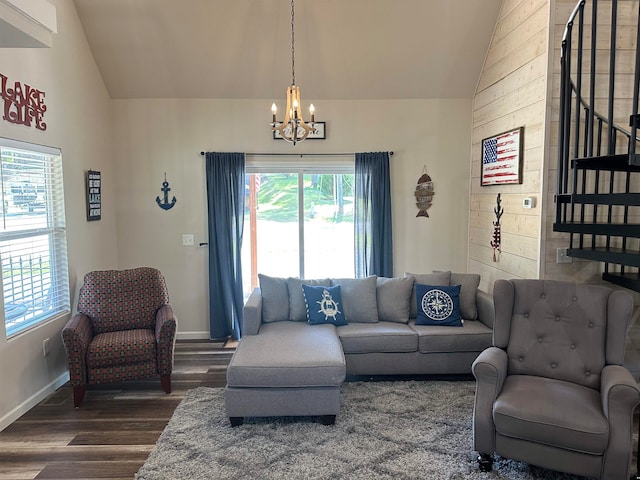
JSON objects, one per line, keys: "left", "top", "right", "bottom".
{"left": 472, "top": 279, "right": 640, "bottom": 479}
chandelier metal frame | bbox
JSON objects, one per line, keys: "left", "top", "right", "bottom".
{"left": 270, "top": 0, "right": 315, "bottom": 145}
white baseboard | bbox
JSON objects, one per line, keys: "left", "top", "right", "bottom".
{"left": 176, "top": 331, "right": 211, "bottom": 340}
{"left": 0, "top": 371, "right": 70, "bottom": 432}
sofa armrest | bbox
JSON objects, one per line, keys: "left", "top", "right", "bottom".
{"left": 61, "top": 313, "right": 93, "bottom": 387}
{"left": 155, "top": 304, "right": 177, "bottom": 375}
{"left": 242, "top": 288, "right": 263, "bottom": 335}
{"left": 471, "top": 346, "right": 507, "bottom": 454}
{"left": 475, "top": 290, "right": 494, "bottom": 330}
{"left": 600, "top": 364, "right": 640, "bottom": 478}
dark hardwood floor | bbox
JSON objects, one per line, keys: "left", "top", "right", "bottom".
{"left": 2, "top": 339, "right": 639, "bottom": 479}
{"left": 0, "top": 340, "right": 233, "bottom": 480}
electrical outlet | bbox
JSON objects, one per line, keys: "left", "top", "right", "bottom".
{"left": 42, "top": 338, "right": 50, "bottom": 356}
{"left": 182, "top": 234, "right": 194, "bottom": 246}
{"left": 556, "top": 247, "right": 572, "bottom": 264}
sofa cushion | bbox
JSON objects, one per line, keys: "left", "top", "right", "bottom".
{"left": 287, "top": 277, "right": 331, "bottom": 321}
{"left": 450, "top": 272, "right": 481, "bottom": 320}
{"left": 337, "top": 321, "right": 418, "bottom": 354}
{"left": 331, "top": 276, "right": 378, "bottom": 323}
{"left": 302, "top": 284, "right": 348, "bottom": 326}
{"left": 406, "top": 271, "right": 451, "bottom": 318}
{"left": 226, "top": 321, "right": 345, "bottom": 388}
{"left": 415, "top": 284, "right": 462, "bottom": 327}
{"left": 258, "top": 274, "right": 289, "bottom": 323}
{"left": 494, "top": 375, "right": 609, "bottom": 454}
{"left": 410, "top": 319, "right": 492, "bottom": 353}
{"left": 376, "top": 276, "right": 414, "bottom": 323}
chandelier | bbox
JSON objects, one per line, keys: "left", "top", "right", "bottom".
{"left": 270, "top": 0, "right": 315, "bottom": 145}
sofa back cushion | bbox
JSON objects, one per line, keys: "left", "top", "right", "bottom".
{"left": 78, "top": 267, "right": 169, "bottom": 334}
{"left": 450, "top": 272, "right": 481, "bottom": 320}
{"left": 258, "top": 274, "right": 289, "bottom": 323}
{"left": 331, "top": 276, "right": 378, "bottom": 323}
{"left": 287, "top": 277, "right": 331, "bottom": 321}
{"left": 376, "top": 276, "right": 414, "bottom": 323}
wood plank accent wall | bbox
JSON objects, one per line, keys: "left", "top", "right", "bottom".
{"left": 469, "top": 0, "right": 551, "bottom": 293}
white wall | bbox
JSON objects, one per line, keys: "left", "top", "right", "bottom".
{"left": 113, "top": 98, "right": 473, "bottom": 337}
{"left": 0, "top": 0, "right": 117, "bottom": 429}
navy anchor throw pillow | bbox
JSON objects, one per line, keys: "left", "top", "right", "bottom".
{"left": 415, "top": 284, "right": 462, "bottom": 327}
{"left": 302, "top": 284, "right": 348, "bottom": 326}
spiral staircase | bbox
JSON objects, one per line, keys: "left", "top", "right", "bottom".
{"left": 554, "top": 0, "right": 640, "bottom": 292}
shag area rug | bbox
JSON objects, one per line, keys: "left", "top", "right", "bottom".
{"left": 136, "top": 381, "right": 590, "bottom": 480}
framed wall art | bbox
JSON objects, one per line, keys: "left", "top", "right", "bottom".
{"left": 273, "top": 121, "right": 326, "bottom": 140}
{"left": 86, "top": 170, "right": 101, "bottom": 221}
{"left": 481, "top": 127, "right": 523, "bottom": 186}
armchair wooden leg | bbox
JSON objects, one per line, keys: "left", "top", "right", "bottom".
{"left": 161, "top": 374, "right": 171, "bottom": 394}
{"left": 72, "top": 385, "right": 86, "bottom": 408}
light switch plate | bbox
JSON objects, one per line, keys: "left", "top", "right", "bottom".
{"left": 182, "top": 234, "right": 194, "bottom": 246}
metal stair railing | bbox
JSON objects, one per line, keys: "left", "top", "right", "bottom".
{"left": 556, "top": 0, "right": 640, "bottom": 276}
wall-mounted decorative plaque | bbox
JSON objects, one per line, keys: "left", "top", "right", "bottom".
{"left": 86, "top": 170, "right": 101, "bottom": 221}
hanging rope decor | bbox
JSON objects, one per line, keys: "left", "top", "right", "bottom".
{"left": 490, "top": 193, "right": 503, "bottom": 262}
{"left": 415, "top": 165, "right": 434, "bottom": 217}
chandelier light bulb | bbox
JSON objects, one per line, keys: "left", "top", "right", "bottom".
{"left": 271, "top": 103, "right": 277, "bottom": 123}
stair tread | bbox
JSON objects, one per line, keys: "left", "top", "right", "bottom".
{"left": 556, "top": 193, "right": 640, "bottom": 205}
{"left": 553, "top": 223, "right": 640, "bottom": 237}
{"left": 572, "top": 154, "right": 640, "bottom": 171}
{"left": 568, "top": 247, "right": 640, "bottom": 267}
{"left": 555, "top": 222, "right": 640, "bottom": 225}
{"left": 602, "top": 272, "right": 640, "bottom": 292}
{"left": 570, "top": 246, "right": 639, "bottom": 253}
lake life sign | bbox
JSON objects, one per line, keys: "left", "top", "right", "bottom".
{"left": 86, "top": 170, "right": 101, "bottom": 221}
{"left": 0, "top": 73, "right": 47, "bottom": 131}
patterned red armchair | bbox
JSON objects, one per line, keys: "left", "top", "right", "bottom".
{"left": 62, "top": 267, "right": 177, "bottom": 408}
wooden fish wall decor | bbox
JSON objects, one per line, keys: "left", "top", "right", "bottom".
{"left": 415, "top": 166, "right": 434, "bottom": 217}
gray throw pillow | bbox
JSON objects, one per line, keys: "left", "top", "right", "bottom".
{"left": 405, "top": 271, "right": 451, "bottom": 318}
{"left": 450, "top": 272, "right": 481, "bottom": 320}
{"left": 258, "top": 274, "right": 289, "bottom": 323}
{"left": 331, "top": 276, "right": 378, "bottom": 323}
{"left": 287, "top": 277, "right": 331, "bottom": 321}
{"left": 376, "top": 276, "right": 414, "bottom": 323}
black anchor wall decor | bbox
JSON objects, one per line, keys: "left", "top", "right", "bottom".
{"left": 156, "top": 172, "right": 177, "bottom": 211}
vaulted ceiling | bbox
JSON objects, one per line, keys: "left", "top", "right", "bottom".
{"left": 73, "top": 0, "right": 502, "bottom": 100}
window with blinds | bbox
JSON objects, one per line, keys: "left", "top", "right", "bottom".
{"left": 0, "top": 139, "right": 70, "bottom": 337}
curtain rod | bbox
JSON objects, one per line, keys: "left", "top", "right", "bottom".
{"left": 199, "top": 151, "right": 393, "bottom": 157}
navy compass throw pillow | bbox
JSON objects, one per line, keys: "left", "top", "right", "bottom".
{"left": 415, "top": 284, "right": 462, "bottom": 327}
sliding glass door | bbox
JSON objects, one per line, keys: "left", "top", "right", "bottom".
{"left": 241, "top": 162, "right": 354, "bottom": 298}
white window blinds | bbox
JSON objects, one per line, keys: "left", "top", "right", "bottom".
{"left": 0, "top": 139, "right": 70, "bottom": 337}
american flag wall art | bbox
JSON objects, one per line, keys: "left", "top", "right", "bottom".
{"left": 481, "top": 127, "right": 523, "bottom": 186}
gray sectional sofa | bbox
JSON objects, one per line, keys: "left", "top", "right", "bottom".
{"left": 224, "top": 271, "right": 494, "bottom": 426}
